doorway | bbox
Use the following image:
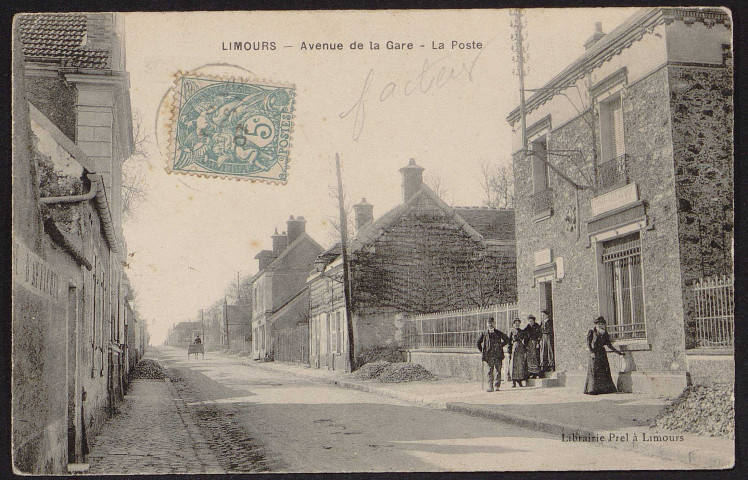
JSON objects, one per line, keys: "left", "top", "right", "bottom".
{"left": 538, "top": 280, "right": 555, "bottom": 373}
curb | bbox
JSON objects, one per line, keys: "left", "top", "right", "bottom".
{"left": 246, "top": 360, "right": 733, "bottom": 469}
{"left": 164, "top": 377, "right": 225, "bottom": 474}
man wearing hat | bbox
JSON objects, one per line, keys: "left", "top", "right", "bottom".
{"left": 476, "top": 317, "right": 510, "bottom": 392}
{"left": 540, "top": 309, "right": 555, "bottom": 373}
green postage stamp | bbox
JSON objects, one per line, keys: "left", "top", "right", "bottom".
{"left": 168, "top": 73, "right": 295, "bottom": 183}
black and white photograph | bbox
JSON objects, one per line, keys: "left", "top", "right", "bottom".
{"left": 10, "top": 6, "right": 735, "bottom": 474}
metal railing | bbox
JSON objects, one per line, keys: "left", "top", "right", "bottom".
{"left": 595, "top": 154, "right": 629, "bottom": 192}
{"left": 531, "top": 189, "right": 553, "bottom": 216}
{"left": 608, "top": 322, "right": 646, "bottom": 341}
{"left": 404, "top": 303, "right": 519, "bottom": 349}
{"left": 692, "top": 275, "right": 734, "bottom": 348}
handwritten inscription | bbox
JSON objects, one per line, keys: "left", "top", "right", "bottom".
{"left": 340, "top": 46, "right": 487, "bottom": 141}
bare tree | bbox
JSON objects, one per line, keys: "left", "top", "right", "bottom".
{"left": 325, "top": 183, "right": 356, "bottom": 246}
{"left": 479, "top": 160, "right": 514, "bottom": 208}
{"left": 424, "top": 171, "right": 451, "bottom": 203}
{"left": 122, "top": 111, "right": 151, "bottom": 221}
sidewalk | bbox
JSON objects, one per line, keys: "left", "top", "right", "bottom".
{"left": 86, "top": 369, "right": 224, "bottom": 474}
{"left": 243, "top": 358, "right": 734, "bottom": 469}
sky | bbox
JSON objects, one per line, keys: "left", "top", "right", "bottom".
{"left": 121, "top": 8, "right": 639, "bottom": 344}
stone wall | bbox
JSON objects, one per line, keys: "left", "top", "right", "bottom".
{"left": 668, "top": 64, "right": 734, "bottom": 348}
{"left": 11, "top": 35, "right": 68, "bottom": 474}
{"left": 513, "top": 65, "right": 689, "bottom": 386}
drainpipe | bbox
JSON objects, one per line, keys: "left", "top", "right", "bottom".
{"left": 40, "top": 174, "right": 120, "bottom": 254}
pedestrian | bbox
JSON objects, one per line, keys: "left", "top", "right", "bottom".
{"left": 584, "top": 316, "right": 625, "bottom": 395}
{"left": 523, "top": 314, "right": 542, "bottom": 379}
{"left": 507, "top": 318, "right": 528, "bottom": 387}
{"left": 476, "top": 317, "right": 510, "bottom": 392}
{"left": 540, "top": 309, "right": 555, "bottom": 373}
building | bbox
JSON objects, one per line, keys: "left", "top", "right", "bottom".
{"left": 250, "top": 217, "right": 325, "bottom": 360}
{"left": 507, "top": 7, "right": 733, "bottom": 395}
{"left": 308, "top": 159, "right": 517, "bottom": 371}
{"left": 12, "top": 14, "right": 134, "bottom": 473}
{"left": 167, "top": 321, "right": 204, "bottom": 347}
{"left": 223, "top": 302, "right": 252, "bottom": 352}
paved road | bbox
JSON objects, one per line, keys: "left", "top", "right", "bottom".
{"left": 154, "top": 346, "right": 690, "bottom": 472}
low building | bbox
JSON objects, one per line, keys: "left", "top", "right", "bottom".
{"left": 507, "top": 7, "right": 733, "bottom": 395}
{"left": 250, "top": 216, "right": 325, "bottom": 360}
{"left": 308, "top": 159, "right": 517, "bottom": 371}
{"left": 12, "top": 13, "right": 133, "bottom": 472}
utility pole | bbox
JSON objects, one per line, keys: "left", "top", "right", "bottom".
{"left": 224, "top": 296, "right": 229, "bottom": 348}
{"left": 511, "top": 8, "right": 529, "bottom": 151}
{"left": 336, "top": 153, "right": 355, "bottom": 372}
{"left": 201, "top": 308, "right": 205, "bottom": 345}
{"left": 236, "top": 271, "right": 241, "bottom": 304}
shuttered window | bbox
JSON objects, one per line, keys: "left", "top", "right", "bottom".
{"left": 610, "top": 96, "right": 625, "bottom": 158}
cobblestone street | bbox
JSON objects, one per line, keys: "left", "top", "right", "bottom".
{"left": 86, "top": 375, "right": 223, "bottom": 475}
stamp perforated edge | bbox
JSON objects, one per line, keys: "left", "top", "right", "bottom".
{"left": 165, "top": 70, "right": 296, "bottom": 184}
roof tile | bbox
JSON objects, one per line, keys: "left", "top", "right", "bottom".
{"left": 19, "top": 13, "right": 110, "bottom": 69}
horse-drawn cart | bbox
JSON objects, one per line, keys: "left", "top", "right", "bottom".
{"left": 187, "top": 343, "right": 204, "bottom": 359}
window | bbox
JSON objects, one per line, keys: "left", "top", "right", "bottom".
{"left": 330, "top": 312, "right": 338, "bottom": 353}
{"left": 336, "top": 311, "right": 343, "bottom": 354}
{"left": 599, "top": 93, "right": 625, "bottom": 162}
{"left": 601, "top": 233, "right": 645, "bottom": 340}
{"left": 531, "top": 136, "right": 550, "bottom": 193}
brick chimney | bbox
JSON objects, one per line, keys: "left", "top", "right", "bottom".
{"left": 353, "top": 198, "right": 374, "bottom": 229}
{"left": 271, "top": 228, "right": 288, "bottom": 253}
{"left": 584, "top": 22, "right": 606, "bottom": 50}
{"left": 287, "top": 215, "right": 307, "bottom": 244}
{"left": 399, "top": 158, "right": 425, "bottom": 202}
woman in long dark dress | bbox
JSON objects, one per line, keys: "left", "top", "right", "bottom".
{"left": 584, "top": 316, "right": 625, "bottom": 395}
{"left": 524, "top": 315, "right": 542, "bottom": 378}
{"left": 507, "top": 318, "right": 528, "bottom": 387}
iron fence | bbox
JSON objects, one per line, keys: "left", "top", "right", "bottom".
{"left": 692, "top": 275, "right": 734, "bottom": 348}
{"left": 404, "top": 303, "right": 519, "bottom": 349}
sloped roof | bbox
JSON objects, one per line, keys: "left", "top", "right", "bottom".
{"left": 18, "top": 13, "right": 110, "bottom": 69}
{"left": 270, "top": 288, "right": 310, "bottom": 330}
{"left": 453, "top": 207, "right": 516, "bottom": 242}
{"left": 347, "top": 184, "right": 483, "bottom": 253}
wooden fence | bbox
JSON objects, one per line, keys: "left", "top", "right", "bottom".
{"left": 272, "top": 324, "right": 310, "bottom": 364}
{"left": 403, "top": 303, "right": 519, "bottom": 349}
{"left": 692, "top": 275, "right": 734, "bottom": 349}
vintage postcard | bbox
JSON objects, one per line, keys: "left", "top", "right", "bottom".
{"left": 11, "top": 7, "right": 734, "bottom": 474}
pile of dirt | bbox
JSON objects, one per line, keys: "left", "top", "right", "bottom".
{"left": 130, "top": 359, "right": 165, "bottom": 379}
{"left": 351, "top": 361, "right": 391, "bottom": 380}
{"left": 376, "top": 362, "right": 437, "bottom": 383}
{"left": 651, "top": 384, "right": 734, "bottom": 438}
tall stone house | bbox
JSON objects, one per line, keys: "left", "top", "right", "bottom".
{"left": 507, "top": 7, "right": 733, "bottom": 395}
{"left": 308, "top": 159, "right": 517, "bottom": 371}
{"left": 12, "top": 14, "right": 137, "bottom": 473}
{"left": 250, "top": 216, "right": 324, "bottom": 360}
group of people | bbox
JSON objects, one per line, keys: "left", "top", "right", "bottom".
{"left": 476, "top": 313, "right": 624, "bottom": 395}
{"left": 476, "top": 310, "right": 554, "bottom": 392}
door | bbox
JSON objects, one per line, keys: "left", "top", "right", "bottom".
{"left": 67, "top": 284, "right": 80, "bottom": 463}
{"left": 538, "top": 281, "right": 555, "bottom": 372}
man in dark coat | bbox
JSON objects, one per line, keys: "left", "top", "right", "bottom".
{"left": 477, "top": 317, "right": 510, "bottom": 392}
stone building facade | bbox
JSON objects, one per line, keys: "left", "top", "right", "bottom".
{"left": 250, "top": 216, "right": 324, "bottom": 360}
{"left": 13, "top": 14, "right": 136, "bottom": 473}
{"left": 308, "top": 159, "right": 517, "bottom": 371}
{"left": 507, "top": 8, "right": 732, "bottom": 395}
